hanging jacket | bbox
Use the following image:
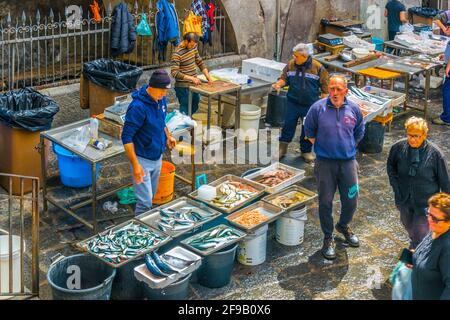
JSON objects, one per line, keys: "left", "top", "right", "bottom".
{"left": 279, "top": 56, "right": 329, "bottom": 107}
{"left": 191, "top": 0, "right": 209, "bottom": 42}
{"left": 110, "top": 2, "right": 136, "bottom": 57}
{"left": 207, "top": 2, "right": 215, "bottom": 31}
{"left": 156, "top": 0, "right": 181, "bottom": 49}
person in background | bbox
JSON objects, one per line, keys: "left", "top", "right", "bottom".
{"left": 432, "top": 42, "right": 450, "bottom": 126}
{"left": 171, "top": 32, "right": 213, "bottom": 115}
{"left": 387, "top": 117, "right": 450, "bottom": 249}
{"left": 272, "top": 43, "right": 329, "bottom": 163}
{"left": 433, "top": 10, "right": 450, "bottom": 36}
{"left": 384, "top": 0, "right": 408, "bottom": 41}
{"left": 412, "top": 192, "right": 450, "bottom": 300}
{"left": 121, "top": 70, "right": 177, "bottom": 215}
{"left": 304, "top": 75, "right": 365, "bottom": 260}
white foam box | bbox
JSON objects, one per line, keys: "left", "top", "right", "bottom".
{"left": 242, "top": 58, "right": 286, "bottom": 83}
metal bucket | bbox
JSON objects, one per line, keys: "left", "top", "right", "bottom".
{"left": 143, "top": 273, "right": 192, "bottom": 300}
{"left": 197, "top": 244, "right": 237, "bottom": 288}
{"left": 47, "top": 254, "right": 116, "bottom": 300}
{"left": 110, "top": 257, "right": 144, "bottom": 300}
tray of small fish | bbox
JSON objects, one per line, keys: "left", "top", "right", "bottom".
{"left": 262, "top": 185, "right": 317, "bottom": 212}
{"left": 181, "top": 224, "right": 247, "bottom": 256}
{"left": 134, "top": 246, "right": 202, "bottom": 289}
{"left": 188, "top": 175, "right": 266, "bottom": 214}
{"left": 136, "top": 197, "right": 221, "bottom": 238}
{"left": 361, "top": 86, "right": 406, "bottom": 109}
{"left": 225, "top": 201, "right": 285, "bottom": 232}
{"left": 75, "top": 220, "right": 171, "bottom": 268}
{"left": 243, "top": 162, "right": 305, "bottom": 194}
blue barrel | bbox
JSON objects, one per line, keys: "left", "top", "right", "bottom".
{"left": 197, "top": 244, "right": 237, "bottom": 288}
{"left": 143, "top": 273, "right": 192, "bottom": 300}
{"left": 372, "top": 37, "right": 384, "bottom": 51}
{"left": 53, "top": 143, "right": 100, "bottom": 188}
{"left": 47, "top": 254, "right": 116, "bottom": 300}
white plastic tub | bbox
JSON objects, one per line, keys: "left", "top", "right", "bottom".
{"left": 238, "top": 104, "right": 261, "bottom": 142}
{"left": 0, "top": 235, "right": 24, "bottom": 294}
{"left": 237, "top": 224, "right": 268, "bottom": 266}
{"left": 276, "top": 207, "right": 308, "bottom": 246}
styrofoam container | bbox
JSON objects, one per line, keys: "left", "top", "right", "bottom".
{"left": 0, "top": 235, "right": 25, "bottom": 294}
{"left": 276, "top": 207, "right": 308, "bottom": 246}
{"left": 242, "top": 58, "right": 286, "bottom": 83}
{"left": 134, "top": 246, "right": 202, "bottom": 289}
{"left": 237, "top": 224, "right": 268, "bottom": 266}
{"left": 420, "top": 76, "right": 443, "bottom": 89}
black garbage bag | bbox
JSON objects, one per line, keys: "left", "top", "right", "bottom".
{"left": 0, "top": 87, "right": 60, "bottom": 132}
{"left": 408, "top": 7, "right": 443, "bottom": 18}
{"left": 83, "top": 59, "right": 143, "bottom": 92}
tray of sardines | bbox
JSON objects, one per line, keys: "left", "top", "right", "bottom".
{"left": 134, "top": 246, "right": 202, "bottom": 289}
{"left": 262, "top": 185, "right": 317, "bottom": 212}
{"left": 181, "top": 224, "right": 247, "bottom": 256}
{"left": 75, "top": 220, "right": 171, "bottom": 268}
{"left": 188, "top": 175, "right": 266, "bottom": 214}
{"left": 243, "top": 162, "right": 305, "bottom": 194}
{"left": 136, "top": 197, "right": 221, "bottom": 238}
{"left": 225, "top": 201, "right": 285, "bottom": 232}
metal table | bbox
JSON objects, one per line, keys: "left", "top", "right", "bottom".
{"left": 383, "top": 40, "right": 445, "bottom": 57}
{"left": 40, "top": 119, "right": 196, "bottom": 234}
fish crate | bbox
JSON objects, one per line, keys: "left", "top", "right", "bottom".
{"left": 188, "top": 175, "right": 266, "bottom": 214}
{"left": 136, "top": 197, "right": 222, "bottom": 238}
{"left": 361, "top": 86, "right": 406, "bottom": 109}
{"left": 180, "top": 224, "right": 247, "bottom": 256}
{"left": 243, "top": 162, "right": 306, "bottom": 194}
{"left": 262, "top": 185, "right": 318, "bottom": 212}
{"left": 347, "top": 95, "right": 390, "bottom": 123}
{"left": 75, "top": 220, "right": 172, "bottom": 268}
{"left": 225, "top": 201, "right": 285, "bottom": 233}
{"left": 134, "top": 246, "right": 202, "bottom": 289}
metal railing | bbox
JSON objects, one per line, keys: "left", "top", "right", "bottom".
{"left": 0, "top": 173, "right": 39, "bottom": 299}
{"left": 0, "top": 0, "right": 234, "bottom": 92}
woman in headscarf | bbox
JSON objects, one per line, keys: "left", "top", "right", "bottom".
{"left": 387, "top": 117, "right": 450, "bottom": 249}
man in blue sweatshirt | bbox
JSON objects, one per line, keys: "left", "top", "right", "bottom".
{"left": 304, "top": 75, "right": 365, "bottom": 260}
{"left": 121, "top": 70, "right": 177, "bottom": 215}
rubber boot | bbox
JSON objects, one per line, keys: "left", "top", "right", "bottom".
{"left": 279, "top": 142, "right": 289, "bottom": 159}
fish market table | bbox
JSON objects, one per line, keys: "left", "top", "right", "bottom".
{"left": 40, "top": 119, "right": 197, "bottom": 234}
{"left": 383, "top": 40, "right": 446, "bottom": 57}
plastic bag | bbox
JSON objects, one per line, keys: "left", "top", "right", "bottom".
{"left": 136, "top": 13, "right": 152, "bottom": 36}
{"left": 90, "top": 0, "right": 102, "bottom": 23}
{"left": 165, "top": 110, "right": 197, "bottom": 133}
{"left": 0, "top": 87, "right": 59, "bottom": 131}
{"left": 390, "top": 261, "right": 413, "bottom": 300}
{"left": 182, "top": 11, "right": 203, "bottom": 37}
{"left": 83, "top": 59, "right": 143, "bottom": 92}
{"left": 399, "top": 23, "right": 414, "bottom": 34}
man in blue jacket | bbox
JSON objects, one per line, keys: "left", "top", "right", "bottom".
{"left": 122, "top": 70, "right": 177, "bottom": 215}
{"left": 304, "top": 75, "right": 365, "bottom": 260}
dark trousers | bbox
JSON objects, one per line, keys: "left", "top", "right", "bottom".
{"left": 441, "top": 76, "right": 450, "bottom": 123}
{"left": 314, "top": 158, "right": 359, "bottom": 239}
{"left": 387, "top": 31, "right": 398, "bottom": 55}
{"left": 396, "top": 204, "right": 429, "bottom": 249}
{"left": 279, "top": 100, "right": 313, "bottom": 153}
{"left": 175, "top": 87, "right": 200, "bottom": 115}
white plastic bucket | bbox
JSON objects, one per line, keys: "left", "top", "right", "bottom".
{"left": 0, "top": 235, "right": 25, "bottom": 294}
{"left": 237, "top": 224, "right": 268, "bottom": 266}
{"left": 276, "top": 206, "right": 308, "bottom": 246}
{"left": 238, "top": 104, "right": 261, "bottom": 142}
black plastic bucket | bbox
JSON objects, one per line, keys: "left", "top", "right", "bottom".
{"left": 266, "top": 91, "right": 287, "bottom": 127}
{"left": 197, "top": 244, "right": 237, "bottom": 288}
{"left": 143, "top": 273, "right": 192, "bottom": 300}
{"left": 358, "top": 121, "right": 386, "bottom": 154}
{"left": 110, "top": 257, "right": 144, "bottom": 300}
{"left": 47, "top": 254, "right": 116, "bottom": 300}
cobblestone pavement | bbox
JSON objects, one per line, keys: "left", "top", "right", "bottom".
{"left": 0, "top": 84, "right": 448, "bottom": 300}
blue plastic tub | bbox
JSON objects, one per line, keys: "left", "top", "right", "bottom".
{"left": 372, "top": 37, "right": 384, "bottom": 51}
{"left": 53, "top": 143, "right": 100, "bottom": 188}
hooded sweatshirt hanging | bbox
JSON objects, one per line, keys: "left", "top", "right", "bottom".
{"left": 155, "top": 0, "right": 181, "bottom": 59}
{"left": 110, "top": 2, "right": 137, "bottom": 57}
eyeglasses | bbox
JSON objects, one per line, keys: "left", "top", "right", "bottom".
{"left": 427, "top": 210, "right": 449, "bottom": 223}
{"left": 407, "top": 134, "right": 422, "bottom": 139}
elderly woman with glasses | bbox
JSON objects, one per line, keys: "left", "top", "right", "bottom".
{"left": 412, "top": 193, "right": 450, "bottom": 300}
{"left": 387, "top": 117, "right": 450, "bottom": 249}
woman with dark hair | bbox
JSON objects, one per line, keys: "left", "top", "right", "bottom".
{"left": 170, "top": 32, "right": 213, "bottom": 115}
{"left": 412, "top": 193, "right": 450, "bottom": 300}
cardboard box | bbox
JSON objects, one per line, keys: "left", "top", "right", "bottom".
{"left": 242, "top": 58, "right": 286, "bottom": 83}
{"left": 88, "top": 81, "right": 130, "bottom": 117}
{"left": 97, "top": 113, "right": 123, "bottom": 139}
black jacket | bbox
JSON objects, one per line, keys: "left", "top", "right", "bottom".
{"left": 412, "top": 230, "right": 450, "bottom": 300}
{"left": 387, "top": 139, "right": 450, "bottom": 209}
{"left": 110, "top": 3, "right": 136, "bottom": 57}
